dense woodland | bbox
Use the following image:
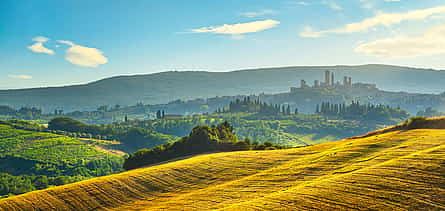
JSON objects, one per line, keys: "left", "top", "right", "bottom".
{"left": 316, "top": 101, "right": 409, "bottom": 121}
{"left": 217, "top": 97, "right": 294, "bottom": 115}
{"left": 0, "top": 106, "right": 45, "bottom": 121}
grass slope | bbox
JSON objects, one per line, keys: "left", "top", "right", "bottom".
{"left": 0, "top": 124, "right": 119, "bottom": 165}
{"left": 0, "top": 122, "right": 125, "bottom": 198}
{"left": 1, "top": 121, "right": 445, "bottom": 210}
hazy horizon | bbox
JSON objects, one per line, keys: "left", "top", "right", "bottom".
{"left": 2, "top": 0, "right": 445, "bottom": 89}
{"left": 2, "top": 1, "right": 445, "bottom": 208}
{"left": 1, "top": 63, "right": 444, "bottom": 90}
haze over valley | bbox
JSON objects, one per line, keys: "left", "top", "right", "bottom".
{"left": 1, "top": 0, "right": 445, "bottom": 210}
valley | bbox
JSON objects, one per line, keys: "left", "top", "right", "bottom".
{"left": 1, "top": 117, "right": 444, "bottom": 210}
{"left": 4, "top": 1, "right": 445, "bottom": 209}
{"left": 0, "top": 120, "right": 124, "bottom": 198}
{"left": 2, "top": 65, "right": 445, "bottom": 113}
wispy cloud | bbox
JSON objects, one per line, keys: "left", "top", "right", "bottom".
{"left": 359, "top": 0, "right": 375, "bottom": 9}
{"left": 300, "top": 5, "right": 445, "bottom": 37}
{"left": 32, "top": 36, "right": 49, "bottom": 43}
{"left": 355, "top": 24, "right": 445, "bottom": 58}
{"left": 291, "top": 1, "right": 341, "bottom": 10}
{"left": 293, "top": 1, "right": 309, "bottom": 6}
{"left": 8, "top": 75, "right": 32, "bottom": 79}
{"left": 57, "top": 40, "right": 108, "bottom": 67}
{"left": 359, "top": 0, "right": 400, "bottom": 9}
{"left": 191, "top": 19, "right": 280, "bottom": 35}
{"left": 296, "top": 1, "right": 309, "bottom": 6}
{"left": 322, "top": 1, "right": 343, "bottom": 11}
{"left": 240, "top": 10, "right": 276, "bottom": 18}
{"left": 27, "top": 36, "right": 55, "bottom": 55}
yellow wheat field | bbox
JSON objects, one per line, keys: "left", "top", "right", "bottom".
{"left": 1, "top": 127, "right": 444, "bottom": 210}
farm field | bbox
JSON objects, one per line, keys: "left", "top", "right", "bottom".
{"left": 0, "top": 122, "right": 124, "bottom": 198}
{"left": 1, "top": 119, "right": 444, "bottom": 210}
{"left": 0, "top": 123, "right": 123, "bottom": 166}
{"left": 4, "top": 1, "right": 445, "bottom": 210}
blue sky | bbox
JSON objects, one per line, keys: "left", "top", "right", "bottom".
{"left": 2, "top": 0, "right": 445, "bottom": 89}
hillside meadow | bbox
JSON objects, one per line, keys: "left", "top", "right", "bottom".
{"left": 0, "top": 121, "right": 124, "bottom": 198}
{"left": 1, "top": 118, "right": 444, "bottom": 210}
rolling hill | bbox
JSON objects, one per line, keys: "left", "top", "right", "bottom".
{"left": 0, "top": 121, "right": 124, "bottom": 166}
{"left": 1, "top": 64, "right": 445, "bottom": 112}
{"left": 1, "top": 118, "right": 444, "bottom": 210}
{"left": 0, "top": 120, "right": 124, "bottom": 198}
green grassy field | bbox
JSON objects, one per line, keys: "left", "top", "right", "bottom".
{"left": 1, "top": 119, "right": 444, "bottom": 210}
{"left": 0, "top": 124, "right": 119, "bottom": 165}
{"left": 0, "top": 123, "right": 124, "bottom": 198}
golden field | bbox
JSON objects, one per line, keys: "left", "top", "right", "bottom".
{"left": 1, "top": 120, "right": 445, "bottom": 210}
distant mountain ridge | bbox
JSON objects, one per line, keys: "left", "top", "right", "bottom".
{"left": 1, "top": 64, "right": 444, "bottom": 112}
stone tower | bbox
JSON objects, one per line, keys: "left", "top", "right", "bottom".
{"left": 324, "top": 70, "right": 331, "bottom": 86}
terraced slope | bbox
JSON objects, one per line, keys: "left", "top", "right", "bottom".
{"left": 1, "top": 127, "right": 444, "bottom": 210}
{"left": 0, "top": 124, "right": 120, "bottom": 165}
{"left": 0, "top": 123, "right": 124, "bottom": 198}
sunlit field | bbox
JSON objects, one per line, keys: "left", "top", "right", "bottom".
{"left": 1, "top": 119, "right": 444, "bottom": 210}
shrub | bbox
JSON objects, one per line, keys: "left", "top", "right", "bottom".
{"left": 405, "top": 116, "right": 427, "bottom": 129}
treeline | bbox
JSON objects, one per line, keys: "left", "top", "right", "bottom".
{"left": 217, "top": 97, "right": 296, "bottom": 115}
{"left": 0, "top": 157, "right": 123, "bottom": 198}
{"left": 0, "top": 173, "right": 82, "bottom": 199}
{"left": 416, "top": 107, "right": 445, "bottom": 117}
{"left": 110, "top": 112, "right": 380, "bottom": 147}
{"left": 48, "top": 117, "right": 175, "bottom": 151}
{"left": 0, "top": 105, "right": 44, "bottom": 120}
{"left": 316, "top": 101, "right": 409, "bottom": 121}
{"left": 0, "top": 156, "right": 123, "bottom": 198}
{"left": 123, "top": 122, "right": 287, "bottom": 170}
{"left": 25, "top": 156, "right": 123, "bottom": 178}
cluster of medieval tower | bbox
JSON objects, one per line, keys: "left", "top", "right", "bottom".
{"left": 300, "top": 70, "right": 352, "bottom": 89}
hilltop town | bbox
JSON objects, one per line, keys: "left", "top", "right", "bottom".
{"left": 291, "top": 70, "right": 377, "bottom": 92}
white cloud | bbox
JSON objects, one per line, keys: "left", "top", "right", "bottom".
{"left": 32, "top": 36, "right": 49, "bottom": 43}
{"left": 294, "top": 2, "right": 309, "bottom": 6}
{"left": 300, "top": 27, "right": 324, "bottom": 38}
{"left": 58, "top": 40, "right": 75, "bottom": 46}
{"left": 385, "top": 0, "right": 400, "bottom": 2}
{"left": 231, "top": 34, "right": 246, "bottom": 40}
{"left": 240, "top": 10, "right": 276, "bottom": 18}
{"left": 322, "top": 1, "right": 343, "bottom": 11}
{"left": 300, "top": 5, "right": 445, "bottom": 37}
{"left": 191, "top": 19, "right": 280, "bottom": 35}
{"left": 355, "top": 24, "right": 445, "bottom": 58}
{"left": 8, "top": 75, "right": 32, "bottom": 79}
{"left": 57, "top": 40, "right": 108, "bottom": 67}
{"left": 359, "top": 0, "right": 375, "bottom": 9}
{"left": 27, "top": 36, "right": 55, "bottom": 55}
